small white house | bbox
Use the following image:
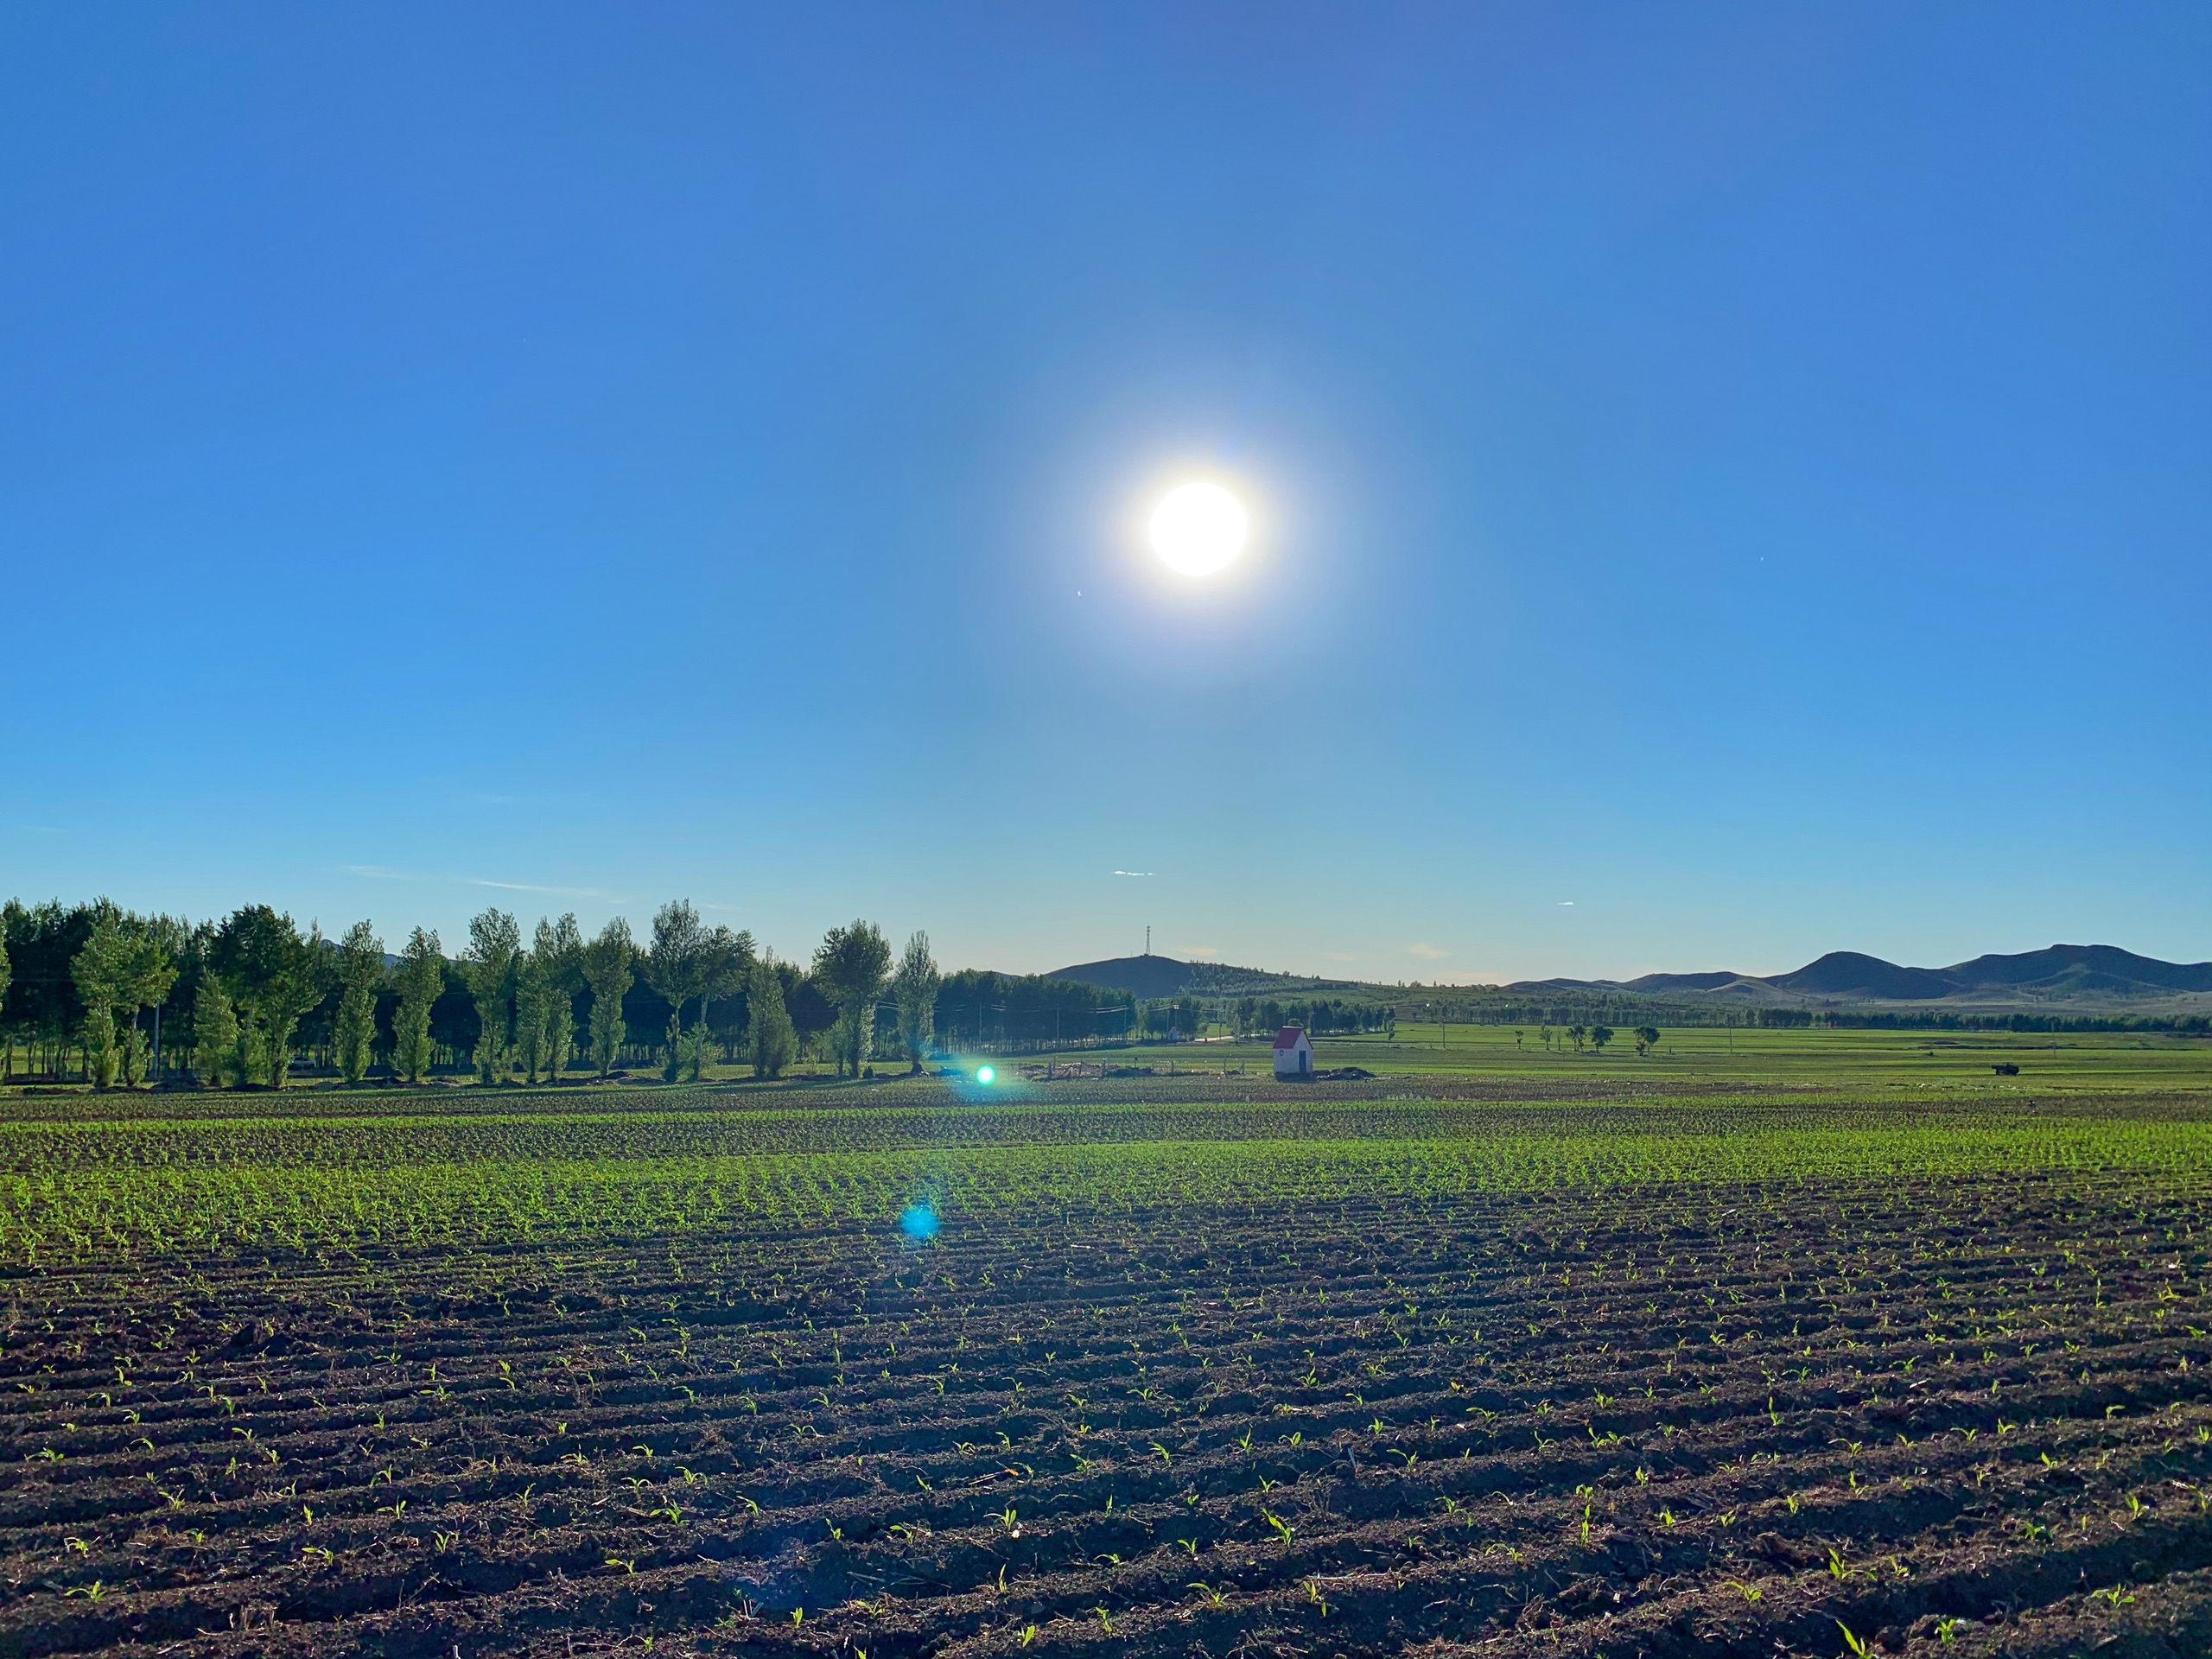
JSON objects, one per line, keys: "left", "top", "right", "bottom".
{"left": 1272, "top": 1025, "right": 1313, "bottom": 1078}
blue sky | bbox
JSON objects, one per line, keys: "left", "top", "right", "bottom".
{"left": 3, "top": 3, "right": 2206, "bottom": 982}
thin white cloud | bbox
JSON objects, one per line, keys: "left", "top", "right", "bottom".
{"left": 1559, "top": 900, "right": 1575, "bottom": 906}
{"left": 1408, "top": 942, "right": 1449, "bottom": 959}
{"left": 1185, "top": 945, "right": 1219, "bottom": 957}
{"left": 347, "top": 864, "right": 620, "bottom": 902}
{"left": 467, "top": 877, "right": 618, "bottom": 899}
{"left": 1112, "top": 870, "right": 1154, "bottom": 877}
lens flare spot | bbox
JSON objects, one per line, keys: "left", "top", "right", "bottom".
{"left": 899, "top": 1203, "right": 940, "bottom": 1243}
{"left": 976, "top": 1065, "right": 996, "bottom": 1085}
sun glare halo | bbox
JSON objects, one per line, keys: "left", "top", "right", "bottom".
{"left": 1148, "top": 480, "right": 1248, "bottom": 577}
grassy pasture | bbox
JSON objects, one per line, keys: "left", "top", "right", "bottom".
{"left": 1136, "top": 1021, "right": 2212, "bottom": 1090}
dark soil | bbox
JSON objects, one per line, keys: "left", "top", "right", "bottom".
{"left": 0, "top": 1173, "right": 2205, "bottom": 1657}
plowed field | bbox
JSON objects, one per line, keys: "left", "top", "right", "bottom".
{"left": 1, "top": 1077, "right": 2207, "bottom": 1658}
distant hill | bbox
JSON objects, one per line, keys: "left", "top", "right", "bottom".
{"left": 1047, "top": 955, "right": 1199, "bottom": 1000}
{"left": 1047, "top": 955, "right": 1367, "bottom": 1001}
{"left": 1769, "top": 951, "right": 1961, "bottom": 1001}
{"left": 1509, "top": 944, "right": 2212, "bottom": 1008}
{"left": 1040, "top": 944, "right": 2209, "bottom": 1015}
{"left": 1755, "top": 944, "right": 2212, "bottom": 1002}
{"left": 1622, "top": 970, "right": 1745, "bottom": 993}
{"left": 1937, "top": 944, "right": 2212, "bottom": 996}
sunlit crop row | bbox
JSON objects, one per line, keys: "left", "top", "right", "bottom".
{"left": 5, "top": 1095, "right": 2208, "bottom": 1261}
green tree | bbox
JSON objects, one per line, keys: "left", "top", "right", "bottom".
{"left": 520, "top": 914, "right": 584, "bottom": 1084}
{"left": 813, "top": 919, "right": 892, "bottom": 1079}
{"left": 1633, "top": 1025, "right": 1661, "bottom": 1057}
{"left": 333, "top": 920, "right": 385, "bottom": 1084}
{"left": 236, "top": 998, "right": 268, "bottom": 1086}
{"left": 463, "top": 909, "right": 520, "bottom": 1084}
{"left": 582, "top": 918, "right": 634, "bottom": 1079}
{"left": 2, "top": 900, "right": 93, "bottom": 1082}
{"left": 117, "top": 920, "right": 177, "bottom": 1087}
{"left": 392, "top": 928, "right": 442, "bottom": 1084}
{"left": 747, "top": 956, "right": 797, "bottom": 1079}
{"left": 546, "top": 913, "right": 584, "bottom": 1079}
{"left": 644, "top": 900, "right": 707, "bottom": 1082}
{"left": 689, "top": 925, "right": 751, "bottom": 1081}
{"left": 1590, "top": 1025, "right": 1614, "bottom": 1053}
{"left": 71, "top": 906, "right": 130, "bottom": 1090}
{"left": 892, "top": 930, "right": 940, "bottom": 1074}
{"left": 514, "top": 947, "right": 555, "bottom": 1084}
{"left": 787, "top": 970, "right": 836, "bottom": 1069}
{"left": 193, "top": 976, "right": 238, "bottom": 1088}
{"left": 210, "top": 906, "right": 326, "bottom": 1088}
{"left": 71, "top": 906, "right": 178, "bottom": 1090}
{"left": 643, "top": 900, "right": 752, "bottom": 1082}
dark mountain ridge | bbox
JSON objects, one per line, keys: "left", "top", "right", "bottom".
{"left": 1049, "top": 944, "right": 2211, "bottom": 1011}
{"left": 1512, "top": 944, "right": 2212, "bottom": 1004}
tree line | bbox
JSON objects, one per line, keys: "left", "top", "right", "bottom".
{"left": 0, "top": 898, "right": 1335, "bottom": 1089}
{"left": 0, "top": 899, "right": 949, "bottom": 1088}
{"left": 1230, "top": 996, "right": 1392, "bottom": 1039}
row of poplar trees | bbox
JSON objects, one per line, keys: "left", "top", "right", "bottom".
{"left": 0, "top": 899, "right": 943, "bottom": 1090}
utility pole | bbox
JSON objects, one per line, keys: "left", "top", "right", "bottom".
{"left": 1144, "top": 925, "right": 1150, "bottom": 957}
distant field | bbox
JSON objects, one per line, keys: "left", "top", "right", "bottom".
{"left": 0, "top": 1039, "right": 2206, "bottom": 1657}
{"left": 1162, "top": 1022, "right": 2212, "bottom": 1090}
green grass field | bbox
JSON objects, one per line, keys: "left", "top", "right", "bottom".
{"left": 652, "top": 1020, "right": 2212, "bottom": 1091}
{"left": 1163, "top": 1022, "right": 2212, "bottom": 1090}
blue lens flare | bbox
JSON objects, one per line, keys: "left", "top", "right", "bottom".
{"left": 976, "top": 1065, "right": 995, "bottom": 1084}
{"left": 899, "top": 1203, "right": 940, "bottom": 1243}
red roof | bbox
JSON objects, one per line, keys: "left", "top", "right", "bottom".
{"left": 1272, "top": 1026, "right": 1308, "bottom": 1050}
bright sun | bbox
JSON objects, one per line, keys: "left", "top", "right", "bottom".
{"left": 1149, "top": 480, "right": 1248, "bottom": 577}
